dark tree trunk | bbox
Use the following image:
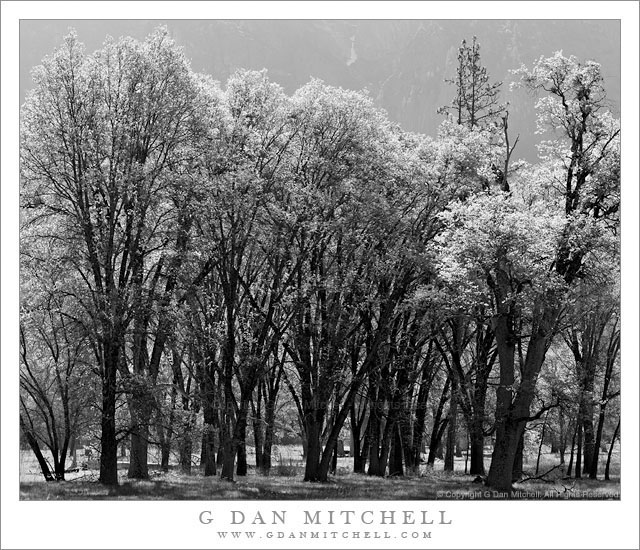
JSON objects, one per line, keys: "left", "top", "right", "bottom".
{"left": 410, "top": 365, "right": 432, "bottom": 470}
{"left": 350, "top": 404, "right": 364, "bottom": 473}
{"left": 21, "top": 417, "right": 55, "bottom": 482}
{"left": 355, "top": 425, "right": 370, "bottom": 474}
{"left": 262, "top": 398, "right": 277, "bottom": 473}
{"left": 488, "top": 415, "right": 524, "bottom": 492}
{"left": 486, "top": 297, "right": 517, "bottom": 493}
{"left": 467, "top": 322, "right": 494, "bottom": 476}
{"left": 590, "top": 327, "right": 618, "bottom": 479}
{"left": 235, "top": 397, "right": 250, "bottom": 477}
{"left": 469, "top": 427, "right": 485, "bottom": 476}
{"left": 252, "top": 393, "right": 265, "bottom": 473}
{"left": 216, "top": 447, "right": 224, "bottom": 468}
{"left": 236, "top": 441, "right": 247, "bottom": 476}
{"left": 604, "top": 419, "right": 619, "bottom": 481}
{"left": 99, "top": 341, "right": 119, "bottom": 486}
{"left": 314, "top": 378, "right": 367, "bottom": 482}
{"left": 330, "top": 445, "right": 338, "bottom": 475}
{"left": 567, "top": 422, "right": 577, "bottom": 477}
{"left": 428, "top": 419, "right": 448, "bottom": 466}
{"left": 486, "top": 266, "right": 558, "bottom": 493}
{"left": 400, "top": 413, "right": 417, "bottom": 474}
{"left": 201, "top": 421, "right": 217, "bottom": 476}
{"left": 575, "top": 423, "right": 583, "bottom": 479}
{"left": 69, "top": 433, "right": 77, "bottom": 469}
{"left": 54, "top": 447, "right": 69, "bottom": 481}
{"left": 158, "top": 392, "right": 175, "bottom": 472}
{"left": 580, "top": 393, "right": 595, "bottom": 476}
{"left": 388, "top": 424, "right": 404, "bottom": 477}
{"left": 235, "top": 402, "right": 249, "bottom": 477}
{"left": 436, "top": 438, "right": 445, "bottom": 460}
{"left": 512, "top": 429, "right": 525, "bottom": 483}
{"left": 366, "top": 374, "right": 390, "bottom": 478}
{"left": 179, "top": 414, "right": 195, "bottom": 475}
{"left": 367, "top": 419, "right": 391, "bottom": 477}
{"left": 427, "top": 376, "right": 450, "bottom": 466}
{"left": 590, "top": 405, "right": 606, "bottom": 479}
{"left": 127, "top": 391, "right": 152, "bottom": 479}
{"left": 558, "top": 406, "right": 567, "bottom": 464}
{"left": 487, "top": 337, "right": 550, "bottom": 491}
{"left": 219, "top": 405, "right": 236, "bottom": 481}
{"left": 444, "top": 389, "right": 457, "bottom": 472}
{"left": 303, "top": 417, "right": 322, "bottom": 481}
{"left": 198, "top": 346, "right": 218, "bottom": 476}
{"left": 535, "top": 416, "right": 547, "bottom": 475}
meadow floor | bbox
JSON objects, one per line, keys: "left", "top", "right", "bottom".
{"left": 19, "top": 446, "right": 621, "bottom": 500}
{"left": 19, "top": 466, "right": 620, "bottom": 501}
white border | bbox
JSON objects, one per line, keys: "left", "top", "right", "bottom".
{"left": 2, "top": 2, "right": 638, "bottom": 549}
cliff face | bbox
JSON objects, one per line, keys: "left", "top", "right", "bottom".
{"left": 20, "top": 20, "right": 620, "bottom": 160}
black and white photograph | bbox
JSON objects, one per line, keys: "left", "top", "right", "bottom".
{"left": 2, "top": 2, "right": 638, "bottom": 549}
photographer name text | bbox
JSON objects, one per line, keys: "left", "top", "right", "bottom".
{"left": 199, "top": 508, "right": 453, "bottom": 527}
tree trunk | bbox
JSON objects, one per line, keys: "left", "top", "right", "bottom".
{"left": 350, "top": 404, "right": 364, "bottom": 473}
{"left": 99, "top": 341, "right": 119, "bottom": 486}
{"left": 427, "top": 376, "right": 450, "bottom": 466}
{"left": 567, "top": 422, "right": 577, "bottom": 477}
{"left": 127, "top": 391, "right": 152, "bottom": 479}
{"left": 330, "top": 445, "right": 338, "bottom": 475}
{"left": 400, "top": 412, "right": 417, "bottom": 474}
{"left": 464, "top": 434, "right": 469, "bottom": 474}
{"left": 512, "top": 429, "right": 525, "bottom": 483}
{"left": 590, "top": 331, "right": 618, "bottom": 479}
{"left": 219, "top": 403, "right": 236, "bottom": 481}
{"left": 487, "top": 307, "right": 553, "bottom": 492}
{"left": 487, "top": 416, "right": 524, "bottom": 492}
{"left": 388, "top": 424, "right": 404, "bottom": 477}
{"left": 535, "top": 416, "right": 547, "bottom": 475}
{"left": 21, "top": 417, "right": 55, "bottom": 482}
{"left": 410, "top": 367, "right": 432, "bottom": 470}
{"left": 303, "top": 417, "right": 322, "bottom": 481}
{"left": 235, "top": 403, "right": 249, "bottom": 476}
{"left": 262, "top": 397, "right": 277, "bottom": 474}
{"left": 69, "top": 433, "right": 77, "bottom": 469}
{"left": 158, "top": 398, "right": 174, "bottom": 472}
{"left": 252, "top": 394, "right": 265, "bottom": 473}
{"left": 580, "top": 391, "right": 595, "bottom": 475}
{"left": 444, "top": 389, "right": 457, "bottom": 472}
{"left": 356, "top": 425, "right": 370, "bottom": 474}
{"left": 575, "top": 423, "right": 583, "bottom": 479}
{"left": 367, "top": 409, "right": 390, "bottom": 477}
{"left": 558, "top": 405, "right": 566, "bottom": 464}
{"left": 201, "top": 421, "right": 217, "bottom": 476}
{"left": 486, "top": 300, "right": 517, "bottom": 492}
{"left": 469, "top": 427, "right": 485, "bottom": 476}
{"left": 179, "top": 414, "right": 195, "bottom": 475}
{"left": 590, "top": 404, "right": 606, "bottom": 480}
{"left": 604, "top": 419, "right": 619, "bottom": 481}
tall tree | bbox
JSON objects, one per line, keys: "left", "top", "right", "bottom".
{"left": 439, "top": 36, "right": 504, "bottom": 129}
{"left": 486, "top": 53, "right": 618, "bottom": 492}
{"left": 20, "top": 29, "right": 202, "bottom": 484}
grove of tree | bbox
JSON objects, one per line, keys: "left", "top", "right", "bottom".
{"left": 20, "top": 29, "right": 620, "bottom": 493}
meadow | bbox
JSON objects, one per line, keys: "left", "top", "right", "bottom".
{"left": 19, "top": 446, "right": 620, "bottom": 501}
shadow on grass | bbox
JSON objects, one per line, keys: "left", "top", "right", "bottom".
{"left": 19, "top": 470, "right": 621, "bottom": 501}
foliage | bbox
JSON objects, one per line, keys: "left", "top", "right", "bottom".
{"left": 19, "top": 30, "right": 620, "bottom": 489}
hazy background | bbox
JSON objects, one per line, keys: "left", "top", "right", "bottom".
{"left": 19, "top": 20, "right": 620, "bottom": 161}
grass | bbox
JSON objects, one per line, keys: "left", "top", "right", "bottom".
{"left": 19, "top": 467, "right": 621, "bottom": 501}
{"left": 19, "top": 446, "right": 621, "bottom": 501}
